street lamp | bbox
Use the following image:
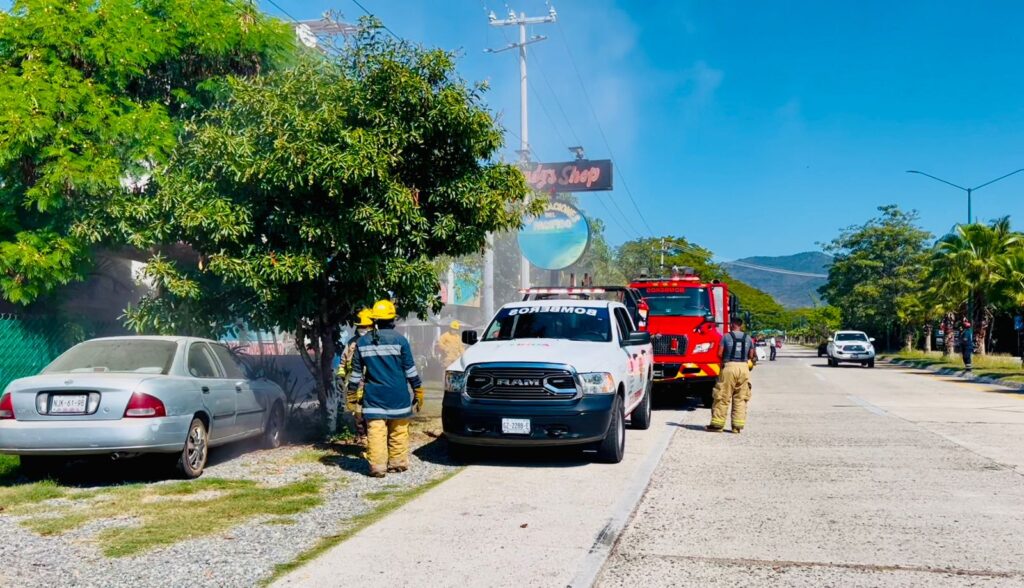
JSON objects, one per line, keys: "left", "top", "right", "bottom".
{"left": 906, "top": 168, "right": 1024, "bottom": 225}
{"left": 906, "top": 167, "right": 1024, "bottom": 343}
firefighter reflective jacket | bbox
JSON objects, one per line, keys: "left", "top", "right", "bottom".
{"left": 347, "top": 329, "right": 422, "bottom": 420}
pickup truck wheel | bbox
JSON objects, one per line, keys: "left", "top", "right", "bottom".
{"left": 630, "top": 379, "right": 652, "bottom": 430}
{"left": 867, "top": 359, "right": 875, "bottom": 368}
{"left": 595, "top": 395, "right": 625, "bottom": 464}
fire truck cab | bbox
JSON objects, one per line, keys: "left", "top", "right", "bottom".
{"left": 629, "top": 268, "right": 739, "bottom": 407}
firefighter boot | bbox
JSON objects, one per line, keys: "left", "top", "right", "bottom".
{"left": 365, "top": 419, "right": 389, "bottom": 477}
{"left": 387, "top": 419, "right": 411, "bottom": 473}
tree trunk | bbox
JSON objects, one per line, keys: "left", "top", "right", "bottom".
{"left": 902, "top": 329, "right": 914, "bottom": 352}
{"left": 295, "top": 317, "right": 341, "bottom": 435}
{"left": 974, "top": 298, "right": 991, "bottom": 356}
{"left": 923, "top": 324, "right": 933, "bottom": 353}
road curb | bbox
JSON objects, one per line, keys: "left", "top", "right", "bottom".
{"left": 566, "top": 415, "right": 680, "bottom": 588}
{"left": 883, "top": 357, "right": 1024, "bottom": 391}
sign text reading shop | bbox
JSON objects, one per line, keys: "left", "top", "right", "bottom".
{"left": 520, "top": 159, "right": 613, "bottom": 192}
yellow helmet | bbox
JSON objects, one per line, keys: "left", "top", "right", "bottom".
{"left": 369, "top": 299, "right": 397, "bottom": 321}
{"left": 450, "top": 320, "right": 461, "bottom": 330}
{"left": 354, "top": 309, "right": 373, "bottom": 327}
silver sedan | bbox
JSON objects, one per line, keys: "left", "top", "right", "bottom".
{"left": 0, "top": 336, "right": 287, "bottom": 478}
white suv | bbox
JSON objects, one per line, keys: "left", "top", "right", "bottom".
{"left": 826, "top": 331, "right": 876, "bottom": 368}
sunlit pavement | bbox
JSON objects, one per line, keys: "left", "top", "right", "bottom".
{"left": 597, "top": 347, "right": 1024, "bottom": 587}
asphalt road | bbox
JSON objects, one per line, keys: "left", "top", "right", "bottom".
{"left": 598, "top": 346, "right": 1024, "bottom": 587}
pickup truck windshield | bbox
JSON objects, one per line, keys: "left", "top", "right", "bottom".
{"left": 483, "top": 306, "right": 612, "bottom": 342}
{"left": 836, "top": 333, "right": 869, "bottom": 342}
{"left": 637, "top": 288, "right": 710, "bottom": 317}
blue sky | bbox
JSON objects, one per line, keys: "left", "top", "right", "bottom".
{"left": 263, "top": 0, "right": 1024, "bottom": 260}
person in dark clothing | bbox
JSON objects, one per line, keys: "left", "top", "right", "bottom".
{"left": 961, "top": 319, "right": 974, "bottom": 372}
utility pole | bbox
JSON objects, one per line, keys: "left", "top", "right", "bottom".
{"left": 486, "top": 5, "right": 558, "bottom": 298}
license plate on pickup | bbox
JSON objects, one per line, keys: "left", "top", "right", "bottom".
{"left": 501, "top": 418, "right": 531, "bottom": 435}
{"left": 654, "top": 370, "right": 664, "bottom": 378}
{"left": 50, "top": 394, "right": 88, "bottom": 414}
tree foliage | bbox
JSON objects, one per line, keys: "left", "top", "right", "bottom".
{"left": 818, "top": 205, "right": 932, "bottom": 349}
{"left": 123, "top": 23, "right": 537, "bottom": 411}
{"left": 0, "top": 0, "right": 292, "bottom": 304}
{"left": 925, "top": 217, "right": 1023, "bottom": 354}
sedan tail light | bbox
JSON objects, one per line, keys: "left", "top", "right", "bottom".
{"left": 0, "top": 393, "right": 13, "bottom": 419}
{"left": 124, "top": 392, "right": 166, "bottom": 418}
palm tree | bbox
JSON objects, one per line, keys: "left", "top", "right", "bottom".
{"left": 926, "top": 217, "right": 1022, "bottom": 355}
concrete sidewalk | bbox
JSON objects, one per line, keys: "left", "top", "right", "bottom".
{"left": 274, "top": 405, "right": 684, "bottom": 587}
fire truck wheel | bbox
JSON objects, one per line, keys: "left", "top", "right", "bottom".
{"left": 700, "top": 386, "right": 714, "bottom": 409}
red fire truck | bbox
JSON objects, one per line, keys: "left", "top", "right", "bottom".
{"left": 630, "top": 268, "right": 740, "bottom": 407}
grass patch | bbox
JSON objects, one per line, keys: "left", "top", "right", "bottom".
{"left": 18, "top": 476, "right": 325, "bottom": 557}
{"left": 0, "top": 479, "right": 66, "bottom": 510}
{"left": 288, "top": 447, "right": 334, "bottom": 465}
{"left": 264, "top": 469, "right": 462, "bottom": 585}
{"left": 0, "top": 455, "right": 19, "bottom": 482}
{"left": 885, "top": 351, "right": 1024, "bottom": 383}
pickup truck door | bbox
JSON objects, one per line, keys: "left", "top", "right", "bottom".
{"left": 614, "top": 307, "right": 645, "bottom": 407}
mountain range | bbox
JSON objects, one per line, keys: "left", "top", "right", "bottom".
{"left": 722, "top": 252, "right": 832, "bottom": 309}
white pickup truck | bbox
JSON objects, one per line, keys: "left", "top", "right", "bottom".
{"left": 442, "top": 299, "right": 653, "bottom": 463}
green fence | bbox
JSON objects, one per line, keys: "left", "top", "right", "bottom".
{"left": 0, "top": 315, "right": 79, "bottom": 391}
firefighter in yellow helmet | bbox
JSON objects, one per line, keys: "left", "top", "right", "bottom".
{"left": 339, "top": 309, "right": 373, "bottom": 444}
{"left": 707, "top": 316, "right": 756, "bottom": 434}
{"left": 436, "top": 319, "right": 465, "bottom": 368}
{"left": 347, "top": 299, "right": 425, "bottom": 477}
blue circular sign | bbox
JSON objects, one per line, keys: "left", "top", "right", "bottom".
{"left": 517, "top": 202, "right": 591, "bottom": 270}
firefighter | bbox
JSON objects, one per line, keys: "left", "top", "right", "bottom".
{"left": 347, "top": 299, "right": 425, "bottom": 477}
{"left": 707, "top": 316, "right": 756, "bottom": 434}
{"left": 961, "top": 319, "right": 974, "bottom": 372}
{"left": 436, "top": 320, "right": 465, "bottom": 367}
{"left": 339, "top": 309, "right": 374, "bottom": 444}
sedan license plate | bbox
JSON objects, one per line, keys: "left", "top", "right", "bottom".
{"left": 50, "top": 394, "right": 88, "bottom": 414}
{"left": 501, "top": 418, "right": 531, "bottom": 435}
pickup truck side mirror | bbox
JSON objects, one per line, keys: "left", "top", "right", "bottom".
{"left": 869, "top": 337, "right": 876, "bottom": 342}
{"left": 461, "top": 330, "right": 478, "bottom": 345}
{"left": 827, "top": 337, "right": 834, "bottom": 342}
{"left": 623, "top": 331, "right": 651, "bottom": 346}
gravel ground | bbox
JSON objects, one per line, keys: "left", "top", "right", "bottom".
{"left": 0, "top": 428, "right": 460, "bottom": 588}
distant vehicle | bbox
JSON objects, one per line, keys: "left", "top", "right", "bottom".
{"left": 826, "top": 331, "right": 876, "bottom": 368}
{"left": 443, "top": 299, "right": 653, "bottom": 464}
{"left": 630, "top": 268, "right": 740, "bottom": 407}
{"left": 0, "top": 336, "right": 287, "bottom": 478}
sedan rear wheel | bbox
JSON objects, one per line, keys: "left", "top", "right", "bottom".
{"left": 173, "top": 418, "right": 208, "bottom": 479}
{"left": 263, "top": 403, "right": 285, "bottom": 449}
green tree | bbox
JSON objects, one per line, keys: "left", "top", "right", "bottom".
{"left": 123, "top": 25, "right": 537, "bottom": 422}
{"left": 615, "top": 236, "right": 719, "bottom": 280}
{"left": 819, "top": 205, "right": 932, "bottom": 349}
{"left": 0, "top": 0, "right": 292, "bottom": 304}
{"left": 926, "top": 217, "right": 1022, "bottom": 354}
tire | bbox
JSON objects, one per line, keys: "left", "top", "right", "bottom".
{"left": 262, "top": 403, "right": 285, "bottom": 449}
{"left": 700, "top": 386, "right": 714, "bottom": 409}
{"left": 868, "top": 359, "right": 875, "bottom": 368}
{"left": 173, "top": 417, "right": 209, "bottom": 479}
{"left": 629, "top": 378, "right": 653, "bottom": 430}
{"left": 595, "top": 395, "right": 625, "bottom": 464}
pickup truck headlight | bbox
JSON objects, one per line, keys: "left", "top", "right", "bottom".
{"left": 692, "top": 342, "right": 712, "bottom": 354}
{"left": 579, "top": 372, "right": 616, "bottom": 395}
{"left": 445, "top": 370, "right": 466, "bottom": 394}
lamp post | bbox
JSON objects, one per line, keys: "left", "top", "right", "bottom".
{"left": 906, "top": 168, "right": 1024, "bottom": 339}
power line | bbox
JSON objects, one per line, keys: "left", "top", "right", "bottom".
{"left": 349, "top": 0, "right": 400, "bottom": 40}
{"left": 555, "top": 22, "right": 656, "bottom": 237}
{"left": 721, "top": 260, "right": 828, "bottom": 279}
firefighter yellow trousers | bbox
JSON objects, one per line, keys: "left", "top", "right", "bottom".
{"left": 710, "top": 362, "right": 752, "bottom": 430}
{"left": 366, "top": 419, "right": 410, "bottom": 473}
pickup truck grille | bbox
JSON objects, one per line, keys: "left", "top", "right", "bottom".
{"left": 653, "top": 335, "right": 687, "bottom": 356}
{"left": 843, "top": 345, "right": 866, "bottom": 352}
{"left": 465, "top": 367, "right": 577, "bottom": 401}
